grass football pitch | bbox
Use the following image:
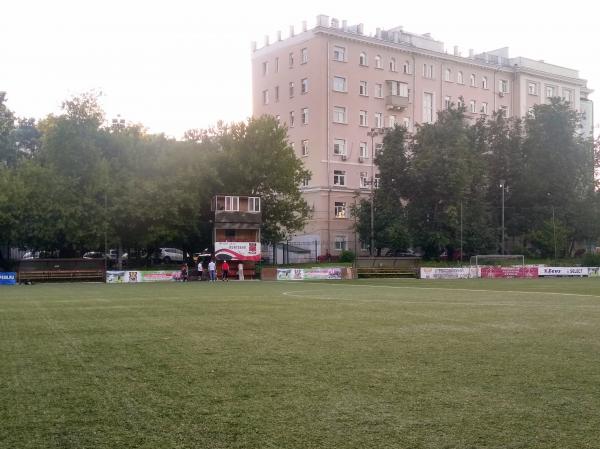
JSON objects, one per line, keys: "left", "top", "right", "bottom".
{"left": 1, "top": 278, "right": 600, "bottom": 448}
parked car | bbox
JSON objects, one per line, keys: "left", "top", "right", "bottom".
{"left": 157, "top": 248, "right": 186, "bottom": 264}
{"left": 22, "top": 250, "right": 56, "bottom": 259}
{"left": 107, "top": 249, "right": 128, "bottom": 261}
{"left": 83, "top": 251, "right": 106, "bottom": 259}
{"left": 384, "top": 249, "right": 420, "bottom": 257}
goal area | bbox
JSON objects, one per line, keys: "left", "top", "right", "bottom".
{"left": 469, "top": 254, "right": 525, "bottom": 268}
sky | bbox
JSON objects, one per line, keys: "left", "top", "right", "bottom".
{"left": 2, "top": 0, "right": 599, "bottom": 139}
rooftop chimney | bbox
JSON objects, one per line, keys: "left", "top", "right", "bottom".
{"left": 290, "top": 25, "right": 295, "bottom": 37}
{"left": 376, "top": 27, "right": 382, "bottom": 39}
{"left": 264, "top": 35, "right": 269, "bottom": 46}
{"left": 316, "top": 14, "right": 329, "bottom": 27}
{"left": 277, "top": 31, "right": 282, "bottom": 41}
{"left": 357, "top": 23, "right": 364, "bottom": 34}
{"left": 302, "top": 20, "right": 307, "bottom": 32}
{"left": 453, "top": 45, "right": 459, "bottom": 56}
{"left": 331, "top": 18, "right": 339, "bottom": 28}
{"left": 342, "top": 20, "right": 347, "bottom": 31}
{"left": 251, "top": 41, "right": 257, "bottom": 52}
{"left": 469, "top": 49, "right": 474, "bottom": 58}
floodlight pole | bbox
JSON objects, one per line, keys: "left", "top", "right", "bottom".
{"left": 367, "top": 128, "right": 381, "bottom": 256}
{"left": 500, "top": 180, "right": 505, "bottom": 255}
{"left": 460, "top": 200, "right": 463, "bottom": 263}
{"left": 552, "top": 204, "right": 557, "bottom": 261}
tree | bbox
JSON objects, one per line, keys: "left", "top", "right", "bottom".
{"left": 0, "top": 92, "right": 16, "bottom": 166}
{"left": 213, "top": 116, "right": 311, "bottom": 244}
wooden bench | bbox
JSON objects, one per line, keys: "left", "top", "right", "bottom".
{"left": 18, "top": 269, "right": 105, "bottom": 283}
{"left": 356, "top": 267, "right": 418, "bottom": 278}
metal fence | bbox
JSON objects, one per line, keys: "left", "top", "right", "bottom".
{"left": 261, "top": 240, "right": 320, "bottom": 265}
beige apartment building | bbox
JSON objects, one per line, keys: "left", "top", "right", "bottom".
{"left": 251, "top": 15, "right": 593, "bottom": 256}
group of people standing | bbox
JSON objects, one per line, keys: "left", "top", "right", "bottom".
{"left": 189, "top": 259, "right": 244, "bottom": 282}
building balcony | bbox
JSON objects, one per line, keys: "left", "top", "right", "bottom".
{"left": 385, "top": 95, "right": 409, "bottom": 110}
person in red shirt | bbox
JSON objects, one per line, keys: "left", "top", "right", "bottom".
{"left": 221, "top": 260, "right": 229, "bottom": 282}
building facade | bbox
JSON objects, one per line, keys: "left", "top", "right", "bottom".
{"left": 251, "top": 15, "right": 593, "bottom": 255}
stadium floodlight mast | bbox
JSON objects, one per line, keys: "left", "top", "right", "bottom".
{"left": 367, "top": 127, "right": 383, "bottom": 256}
{"left": 499, "top": 179, "right": 506, "bottom": 254}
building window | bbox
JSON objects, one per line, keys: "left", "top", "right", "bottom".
{"left": 301, "top": 78, "right": 308, "bottom": 94}
{"left": 301, "top": 47, "right": 308, "bottom": 64}
{"left": 481, "top": 102, "right": 488, "bottom": 114}
{"left": 225, "top": 196, "right": 239, "bottom": 211}
{"left": 423, "top": 64, "right": 434, "bottom": 79}
{"left": 333, "top": 46, "right": 346, "bottom": 62}
{"left": 262, "top": 61, "right": 268, "bottom": 76}
{"left": 359, "top": 110, "right": 368, "bottom": 127}
{"left": 389, "top": 57, "right": 396, "bottom": 72}
{"left": 374, "top": 174, "right": 380, "bottom": 189}
{"left": 301, "top": 108, "right": 309, "bottom": 125}
{"left": 403, "top": 60, "right": 411, "bottom": 74}
{"left": 248, "top": 197, "right": 261, "bottom": 212}
{"left": 375, "top": 143, "right": 383, "bottom": 155}
{"left": 289, "top": 52, "right": 294, "bottom": 67}
{"left": 359, "top": 142, "right": 368, "bottom": 158}
{"left": 359, "top": 52, "right": 368, "bottom": 66}
{"left": 333, "top": 170, "right": 346, "bottom": 186}
{"left": 333, "top": 138, "right": 346, "bottom": 155}
{"left": 499, "top": 79, "right": 509, "bottom": 93}
{"left": 360, "top": 172, "right": 368, "bottom": 188}
{"left": 262, "top": 90, "right": 269, "bottom": 105}
{"left": 359, "top": 81, "right": 368, "bottom": 96}
{"left": 334, "top": 235, "right": 347, "bottom": 250}
{"left": 289, "top": 111, "right": 295, "bottom": 127}
{"left": 301, "top": 139, "right": 309, "bottom": 156}
{"left": 374, "top": 83, "right": 383, "bottom": 98}
{"left": 445, "top": 68, "right": 452, "bottom": 82}
{"left": 389, "top": 81, "right": 408, "bottom": 97}
{"left": 289, "top": 81, "right": 294, "bottom": 98}
{"left": 444, "top": 96, "right": 451, "bottom": 110}
{"left": 528, "top": 82, "right": 537, "bottom": 95}
{"left": 333, "top": 107, "right": 347, "bottom": 124}
{"left": 499, "top": 105, "right": 509, "bottom": 116}
{"left": 375, "top": 55, "right": 382, "bottom": 69}
{"left": 457, "top": 71, "right": 464, "bottom": 84}
{"left": 403, "top": 117, "right": 411, "bottom": 130}
{"left": 275, "top": 57, "right": 279, "bottom": 73}
{"left": 275, "top": 114, "right": 280, "bottom": 123}
{"left": 563, "top": 88, "right": 572, "bottom": 102}
{"left": 423, "top": 92, "right": 433, "bottom": 123}
{"left": 334, "top": 203, "right": 347, "bottom": 219}
{"left": 374, "top": 112, "right": 383, "bottom": 129}
{"left": 546, "top": 85, "right": 555, "bottom": 98}
{"left": 482, "top": 76, "right": 488, "bottom": 89}
{"left": 528, "top": 106, "right": 535, "bottom": 116}
{"left": 469, "top": 100, "right": 476, "bottom": 113}
{"left": 301, "top": 177, "right": 309, "bottom": 187}
{"left": 470, "top": 74, "right": 476, "bottom": 87}
{"left": 275, "top": 86, "right": 279, "bottom": 102}
{"left": 389, "top": 115, "right": 396, "bottom": 128}
{"left": 333, "top": 76, "right": 347, "bottom": 92}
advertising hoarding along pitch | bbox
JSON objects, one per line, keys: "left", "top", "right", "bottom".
{"left": 215, "top": 242, "right": 261, "bottom": 261}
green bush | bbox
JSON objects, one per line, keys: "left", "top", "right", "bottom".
{"left": 582, "top": 253, "right": 600, "bottom": 267}
{"left": 339, "top": 250, "right": 355, "bottom": 263}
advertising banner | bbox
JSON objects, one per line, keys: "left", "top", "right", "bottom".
{"left": 215, "top": 242, "right": 261, "bottom": 261}
{"left": 304, "top": 267, "right": 342, "bottom": 280}
{"left": 588, "top": 267, "right": 600, "bottom": 277}
{"left": 106, "top": 270, "right": 180, "bottom": 283}
{"left": 539, "top": 267, "right": 589, "bottom": 277}
{"left": 277, "top": 269, "right": 304, "bottom": 280}
{"left": 420, "top": 267, "right": 474, "bottom": 279}
{"left": 276, "top": 267, "right": 343, "bottom": 280}
{"left": 0, "top": 272, "right": 17, "bottom": 285}
{"left": 480, "top": 266, "right": 538, "bottom": 278}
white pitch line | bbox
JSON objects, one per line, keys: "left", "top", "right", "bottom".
{"left": 294, "top": 281, "right": 600, "bottom": 300}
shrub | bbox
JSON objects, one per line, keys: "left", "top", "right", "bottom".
{"left": 582, "top": 253, "right": 600, "bottom": 267}
{"left": 339, "top": 250, "right": 355, "bottom": 263}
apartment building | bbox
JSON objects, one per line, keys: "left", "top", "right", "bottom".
{"left": 251, "top": 15, "right": 593, "bottom": 255}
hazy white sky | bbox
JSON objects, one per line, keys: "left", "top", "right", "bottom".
{"left": 2, "top": 0, "right": 598, "bottom": 138}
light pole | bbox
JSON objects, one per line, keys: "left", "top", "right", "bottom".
{"left": 367, "top": 128, "right": 381, "bottom": 256}
{"left": 547, "top": 193, "right": 557, "bottom": 261}
{"left": 499, "top": 180, "right": 506, "bottom": 255}
{"left": 353, "top": 190, "right": 360, "bottom": 265}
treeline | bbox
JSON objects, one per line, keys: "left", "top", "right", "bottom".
{"left": 357, "top": 99, "right": 600, "bottom": 259}
{"left": 0, "top": 92, "right": 310, "bottom": 263}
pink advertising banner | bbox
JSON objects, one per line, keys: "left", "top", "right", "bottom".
{"left": 480, "top": 266, "right": 539, "bottom": 278}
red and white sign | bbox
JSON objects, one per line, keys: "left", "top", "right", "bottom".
{"left": 215, "top": 242, "right": 261, "bottom": 261}
{"left": 480, "top": 266, "right": 538, "bottom": 278}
